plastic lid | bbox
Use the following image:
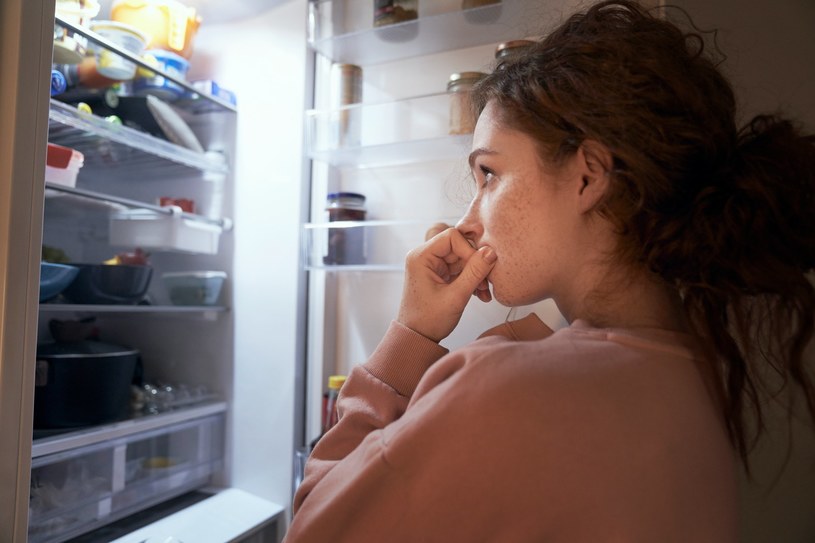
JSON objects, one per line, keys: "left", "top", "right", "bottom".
{"left": 37, "top": 340, "right": 139, "bottom": 358}
{"left": 328, "top": 375, "right": 347, "bottom": 389}
{"left": 47, "top": 143, "right": 84, "bottom": 169}
{"left": 327, "top": 192, "right": 366, "bottom": 202}
{"left": 162, "top": 271, "right": 227, "bottom": 279}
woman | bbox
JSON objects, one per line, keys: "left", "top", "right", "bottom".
{"left": 286, "top": 1, "right": 815, "bottom": 541}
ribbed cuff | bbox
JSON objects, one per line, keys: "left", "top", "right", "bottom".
{"left": 364, "top": 321, "right": 449, "bottom": 398}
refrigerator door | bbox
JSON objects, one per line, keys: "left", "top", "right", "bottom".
{"left": 0, "top": 0, "right": 55, "bottom": 540}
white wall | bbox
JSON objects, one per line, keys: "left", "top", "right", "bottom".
{"left": 187, "top": 0, "right": 308, "bottom": 517}
{"left": 672, "top": 1, "right": 815, "bottom": 541}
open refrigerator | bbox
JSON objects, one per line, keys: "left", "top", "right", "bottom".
{"left": 0, "top": 0, "right": 581, "bottom": 541}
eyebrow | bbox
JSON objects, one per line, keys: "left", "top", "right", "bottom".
{"left": 468, "top": 147, "right": 499, "bottom": 169}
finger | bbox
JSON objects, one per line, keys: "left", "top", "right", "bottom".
{"left": 451, "top": 246, "right": 497, "bottom": 298}
{"left": 425, "top": 222, "right": 451, "bottom": 241}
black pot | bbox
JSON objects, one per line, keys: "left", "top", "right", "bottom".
{"left": 62, "top": 264, "right": 152, "bottom": 305}
{"left": 34, "top": 341, "right": 139, "bottom": 429}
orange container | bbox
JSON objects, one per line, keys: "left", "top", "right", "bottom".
{"left": 110, "top": 0, "right": 201, "bottom": 59}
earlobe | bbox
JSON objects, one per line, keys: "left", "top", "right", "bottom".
{"left": 576, "top": 141, "right": 613, "bottom": 214}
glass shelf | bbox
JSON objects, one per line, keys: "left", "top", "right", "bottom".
{"left": 306, "top": 92, "right": 474, "bottom": 167}
{"left": 54, "top": 16, "right": 236, "bottom": 113}
{"left": 303, "top": 218, "right": 459, "bottom": 270}
{"left": 37, "top": 304, "right": 228, "bottom": 315}
{"left": 48, "top": 99, "right": 228, "bottom": 177}
{"left": 32, "top": 401, "right": 227, "bottom": 458}
{"left": 44, "top": 183, "right": 232, "bottom": 230}
{"left": 309, "top": 0, "right": 546, "bottom": 65}
{"left": 309, "top": 134, "right": 472, "bottom": 168}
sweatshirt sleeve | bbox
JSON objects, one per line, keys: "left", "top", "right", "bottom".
{"left": 290, "top": 320, "right": 448, "bottom": 515}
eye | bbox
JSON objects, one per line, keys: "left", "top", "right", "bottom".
{"left": 478, "top": 165, "right": 496, "bottom": 187}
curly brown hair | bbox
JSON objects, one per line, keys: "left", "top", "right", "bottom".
{"left": 471, "top": 0, "right": 815, "bottom": 467}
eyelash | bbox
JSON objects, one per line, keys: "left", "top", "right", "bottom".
{"left": 478, "top": 165, "right": 495, "bottom": 187}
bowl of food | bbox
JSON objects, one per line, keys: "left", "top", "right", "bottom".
{"left": 39, "top": 262, "right": 80, "bottom": 302}
{"left": 162, "top": 271, "right": 226, "bottom": 306}
{"left": 62, "top": 263, "right": 153, "bottom": 304}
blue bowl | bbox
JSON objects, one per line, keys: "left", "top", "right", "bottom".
{"left": 40, "top": 262, "right": 79, "bottom": 302}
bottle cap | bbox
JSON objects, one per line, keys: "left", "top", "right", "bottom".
{"left": 328, "top": 375, "right": 347, "bottom": 389}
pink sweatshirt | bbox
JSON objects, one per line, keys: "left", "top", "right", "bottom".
{"left": 287, "top": 316, "right": 738, "bottom": 542}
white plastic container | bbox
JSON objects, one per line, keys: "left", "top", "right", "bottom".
{"left": 45, "top": 143, "right": 84, "bottom": 188}
{"left": 109, "top": 210, "right": 222, "bottom": 254}
{"left": 90, "top": 20, "right": 148, "bottom": 80}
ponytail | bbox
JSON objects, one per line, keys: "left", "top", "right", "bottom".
{"left": 678, "top": 116, "right": 815, "bottom": 464}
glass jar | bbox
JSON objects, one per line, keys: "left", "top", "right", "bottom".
{"left": 447, "top": 71, "right": 487, "bottom": 135}
{"left": 495, "top": 39, "right": 535, "bottom": 68}
{"left": 374, "top": 0, "right": 418, "bottom": 27}
{"left": 324, "top": 192, "right": 367, "bottom": 265}
{"left": 330, "top": 63, "right": 363, "bottom": 148}
{"left": 462, "top": 0, "right": 500, "bottom": 8}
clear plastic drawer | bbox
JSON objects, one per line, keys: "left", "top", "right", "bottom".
{"left": 29, "top": 411, "right": 225, "bottom": 543}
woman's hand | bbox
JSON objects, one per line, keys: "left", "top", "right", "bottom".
{"left": 397, "top": 226, "right": 497, "bottom": 342}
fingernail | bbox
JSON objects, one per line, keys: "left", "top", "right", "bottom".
{"left": 481, "top": 246, "right": 496, "bottom": 263}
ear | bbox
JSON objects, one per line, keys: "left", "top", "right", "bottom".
{"left": 575, "top": 140, "right": 613, "bottom": 214}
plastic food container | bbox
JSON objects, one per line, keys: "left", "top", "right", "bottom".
{"left": 53, "top": 0, "right": 101, "bottom": 64}
{"left": 109, "top": 209, "right": 222, "bottom": 254}
{"left": 111, "top": 0, "right": 201, "bottom": 59}
{"left": 89, "top": 20, "right": 148, "bottom": 80}
{"left": 162, "top": 271, "right": 226, "bottom": 306}
{"left": 45, "top": 143, "right": 84, "bottom": 188}
{"left": 133, "top": 49, "right": 190, "bottom": 100}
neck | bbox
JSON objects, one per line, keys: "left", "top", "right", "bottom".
{"left": 558, "top": 266, "right": 688, "bottom": 333}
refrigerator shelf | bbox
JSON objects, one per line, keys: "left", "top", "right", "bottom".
{"left": 48, "top": 99, "right": 229, "bottom": 177}
{"left": 305, "top": 92, "right": 473, "bottom": 164}
{"left": 308, "top": 0, "right": 549, "bottom": 65}
{"left": 303, "top": 218, "right": 459, "bottom": 270}
{"left": 308, "top": 134, "right": 473, "bottom": 168}
{"left": 37, "top": 304, "right": 228, "bottom": 315}
{"left": 32, "top": 401, "right": 227, "bottom": 458}
{"left": 54, "top": 17, "right": 237, "bottom": 114}
{"left": 45, "top": 183, "right": 232, "bottom": 230}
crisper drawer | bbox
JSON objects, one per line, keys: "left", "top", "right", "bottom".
{"left": 29, "top": 413, "right": 225, "bottom": 543}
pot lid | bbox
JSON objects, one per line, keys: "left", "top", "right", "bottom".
{"left": 37, "top": 340, "right": 139, "bottom": 358}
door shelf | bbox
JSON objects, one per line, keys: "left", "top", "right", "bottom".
{"left": 48, "top": 99, "right": 229, "bottom": 177}
{"left": 306, "top": 92, "right": 473, "bottom": 167}
{"left": 309, "top": 0, "right": 544, "bottom": 65}
{"left": 303, "top": 218, "right": 459, "bottom": 270}
{"left": 309, "top": 134, "right": 473, "bottom": 168}
{"left": 30, "top": 403, "right": 226, "bottom": 543}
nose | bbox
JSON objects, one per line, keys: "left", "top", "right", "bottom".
{"left": 455, "top": 200, "right": 483, "bottom": 248}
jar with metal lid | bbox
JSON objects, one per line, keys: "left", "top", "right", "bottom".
{"left": 374, "top": 0, "right": 418, "bottom": 26}
{"left": 495, "top": 39, "right": 535, "bottom": 68}
{"left": 330, "top": 63, "right": 363, "bottom": 148}
{"left": 447, "top": 71, "right": 487, "bottom": 135}
{"left": 462, "top": 0, "right": 500, "bottom": 9}
{"left": 324, "top": 192, "right": 367, "bottom": 265}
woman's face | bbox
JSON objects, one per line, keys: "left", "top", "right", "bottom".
{"left": 456, "top": 101, "right": 588, "bottom": 307}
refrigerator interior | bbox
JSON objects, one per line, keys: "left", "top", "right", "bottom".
{"left": 30, "top": 0, "right": 310, "bottom": 540}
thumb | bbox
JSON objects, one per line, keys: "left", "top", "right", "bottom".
{"left": 453, "top": 246, "right": 497, "bottom": 296}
